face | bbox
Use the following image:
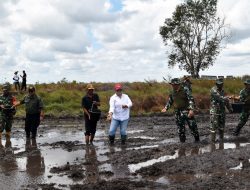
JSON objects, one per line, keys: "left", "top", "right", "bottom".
{"left": 171, "top": 84, "right": 181, "bottom": 91}
{"left": 116, "top": 89, "right": 122, "bottom": 96}
{"left": 87, "top": 89, "right": 94, "bottom": 95}
{"left": 28, "top": 89, "right": 35, "bottom": 95}
{"left": 216, "top": 83, "right": 223, "bottom": 90}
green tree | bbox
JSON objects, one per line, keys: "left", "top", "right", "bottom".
{"left": 160, "top": 0, "right": 229, "bottom": 78}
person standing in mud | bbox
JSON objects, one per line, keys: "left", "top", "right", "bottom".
{"left": 82, "top": 84, "right": 101, "bottom": 145}
{"left": 20, "top": 70, "right": 27, "bottom": 91}
{"left": 13, "top": 86, "right": 44, "bottom": 139}
{"left": 210, "top": 78, "right": 233, "bottom": 142}
{"left": 107, "top": 83, "right": 132, "bottom": 145}
{"left": 161, "top": 78, "right": 200, "bottom": 143}
{"left": 0, "top": 82, "right": 16, "bottom": 139}
{"left": 233, "top": 79, "right": 250, "bottom": 136}
{"left": 13, "top": 71, "right": 20, "bottom": 92}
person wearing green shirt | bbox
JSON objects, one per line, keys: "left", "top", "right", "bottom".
{"left": 14, "top": 86, "right": 44, "bottom": 139}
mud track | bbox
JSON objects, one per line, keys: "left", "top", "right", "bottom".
{"left": 0, "top": 114, "right": 249, "bottom": 190}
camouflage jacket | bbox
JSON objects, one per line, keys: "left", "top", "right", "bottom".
{"left": 0, "top": 94, "right": 16, "bottom": 117}
{"left": 239, "top": 88, "right": 250, "bottom": 111}
{"left": 165, "top": 86, "right": 195, "bottom": 111}
{"left": 210, "top": 86, "right": 232, "bottom": 115}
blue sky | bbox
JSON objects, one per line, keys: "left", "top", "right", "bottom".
{"left": 0, "top": 0, "right": 249, "bottom": 84}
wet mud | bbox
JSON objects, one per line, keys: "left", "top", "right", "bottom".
{"left": 0, "top": 114, "right": 250, "bottom": 189}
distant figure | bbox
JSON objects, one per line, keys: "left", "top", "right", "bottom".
{"left": 14, "top": 86, "right": 44, "bottom": 139}
{"left": 233, "top": 79, "right": 250, "bottom": 136}
{"left": 20, "top": 70, "right": 27, "bottom": 91}
{"left": 161, "top": 78, "right": 200, "bottom": 143}
{"left": 13, "top": 71, "right": 20, "bottom": 91}
{"left": 210, "top": 78, "right": 233, "bottom": 142}
{"left": 81, "top": 84, "right": 101, "bottom": 145}
{"left": 107, "top": 83, "right": 133, "bottom": 145}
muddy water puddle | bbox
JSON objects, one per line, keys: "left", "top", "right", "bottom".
{"left": 1, "top": 124, "right": 250, "bottom": 189}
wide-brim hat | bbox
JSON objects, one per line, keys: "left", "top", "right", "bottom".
{"left": 244, "top": 79, "right": 250, "bottom": 85}
{"left": 28, "top": 85, "right": 35, "bottom": 92}
{"left": 169, "top": 78, "right": 181, "bottom": 85}
{"left": 86, "top": 84, "right": 94, "bottom": 90}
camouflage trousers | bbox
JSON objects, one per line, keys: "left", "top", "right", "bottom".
{"left": 236, "top": 111, "right": 250, "bottom": 130}
{"left": 0, "top": 115, "right": 13, "bottom": 133}
{"left": 175, "top": 110, "right": 199, "bottom": 140}
{"left": 210, "top": 113, "right": 225, "bottom": 133}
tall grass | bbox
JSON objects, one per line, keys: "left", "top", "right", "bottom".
{"left": 1, "top": 78, "right": 246, "bottom": 117}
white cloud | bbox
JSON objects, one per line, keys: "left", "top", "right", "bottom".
{"left": 0, "top": 0, "right": 249, "bottom": 84}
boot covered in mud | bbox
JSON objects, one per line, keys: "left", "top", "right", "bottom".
{"left": 121, "top": 135, "right": 127, "bottom": 145}
{"left": 194, "top": 135, "right": 200, "bottom": 142}
{"left": 219, "top": 130, "right": 224, "bottom": 141}
{"left": 179, "top": 134, "right": 186, "bottom": 143}
{"left": 109, "top": 135, "right": 115, "bottom": 145}
{"left": 233, "top": 125, "right": 242, "bottom": 136}
{"left": 210, "top": 132, "right": 216, "bottom": 142}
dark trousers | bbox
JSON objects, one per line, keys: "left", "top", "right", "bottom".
{"left": 25, "top": 113, "right": 40, "bottom": 138}
{"left": 21, "top": 80, "right": 27, "bottom": 91}
{"left": 84, "top": 116, "right": 97, "bottom": 136}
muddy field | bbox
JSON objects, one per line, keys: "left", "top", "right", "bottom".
{"left": 0, "top": 113, "right": 250, "bottom": 190}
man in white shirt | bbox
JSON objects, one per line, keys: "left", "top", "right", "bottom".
{"left": 13, "top": 71, "right": 20, "bottom": 91}
{"left": 107, "top": 84, "right": 132, "bottom": 145}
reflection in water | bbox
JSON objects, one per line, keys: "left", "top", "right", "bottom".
{"left": 85, "top": 146, "right": 100, "bottom": 183}
{"left": 25, "top": 138, "right": 45, "bottom": 176}
{"left": 0, "top": 137, "right": 18, "bottom": 172}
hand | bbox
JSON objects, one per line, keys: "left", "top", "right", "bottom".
{"left": 229, "top": 108, "right": 233, "bottom": 113}
{"left": 0, "top": 105, "right": 5, "bottom": 109}
{"left": 40, "top": 115, "right": 44, "bottom": 121}
{"left": 107, "top": 113, "right": 112, "bottom": 121}
{"left": 161, "top": 108, "right": 167, "bottom": 113}
{"left": 122, "top": 105, "right": 128, "bottom": 109}
{"left": 188, "top": 110, "right": 194, "bottom": 118}
{"left": 93, "top": 101, "right": 97, "bottom": 105}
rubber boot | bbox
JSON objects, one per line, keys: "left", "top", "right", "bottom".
{"left": 219, "top": 130, "right": 224, "bottom": 142}
{"left": 194, "top": 135, "right": 200, "bottom": 142}
{"left": 210, "top": 132, "right": 216, "bottom": 142}
{"left": 109, "top": 135, "right": 115, "bottom": 145}
{"left": 121, "top": 135, "right": 127, "bottom": 145}
{"left": 5, "top": 132, "right": 11, "bottom": 138}
{"left": 233, "top": 125, "right": 242, "bottom": 136}
{"left": 179, "top": 134, "right": 186, "bottom": 143}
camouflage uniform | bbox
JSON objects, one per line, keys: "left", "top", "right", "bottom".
{"left": 210, "top": 78, "right": 232, "bottom": 141}
{"left": 165, "top": 78, "right": 200, "bottom": 142}
{"left": 0, "top": 83, "right": 16, "bottom": 137}
{"left": 233, "top": 79, "right": 250, "bottom": 136}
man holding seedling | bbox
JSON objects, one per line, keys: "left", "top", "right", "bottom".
{"left": 233, "top": 79, "right": 250, "bottom": 136}
{"left": 82, "top": 84, "right": 101, "bottom": 145}
{"left": 161, "top": 78, "right": 200, "bottom": 143}
{"left": 210, "top": 78, "right": 233, "bottom": 142}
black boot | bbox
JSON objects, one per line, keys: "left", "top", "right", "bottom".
{"left": 194, "top": 135, "right": 200, "bottom": 142}
{"left": 109, "top": 135, "right": 115, "bottom": 145}
{"left": 121, "top": 135, "right": 127, "bottom": 145}
{"left": 219, "top": 130, "right": 224, "bottom": 141}
{"left": 179, "top": 134, "right": 186, "bottom": 143}
{"left": 233, "top": 125, "right": 242, "bottom": 136}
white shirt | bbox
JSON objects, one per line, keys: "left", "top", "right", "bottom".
{"left": 109, "top": 93, "right": 132, "bottom": 121}
{"left": 13, "top": 74, "right": 19, "bottom": 82}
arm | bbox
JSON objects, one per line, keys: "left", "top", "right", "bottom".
{"left": 122, "top": 95, "right": 132, "bottom": 108}
{"left": 107, "top": 96, "right": 115, "bottom": 120}
{"left": 162, "top": 94, "right": 173, "bottom": 112}
{"left": 93, "top": 94, "right": 101, "bottom": 106}
{"left": 81, "top": 97, "right": 90, "bottom": 119}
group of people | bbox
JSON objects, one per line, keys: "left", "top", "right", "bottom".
{"left": 13, "top": 70, "right": 27, "bottom": 92}
{"left": 82, "top": 77, "right": 250, "bottom": 145}
{"left": 0, "top": 77, "right": 249, "bottom": 146}
{"left": 0, "top": 83, "right": 44, "bottom": 140}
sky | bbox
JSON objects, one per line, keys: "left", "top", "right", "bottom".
{"left": 0, "top": 0, "right": 249, "bottom": 84}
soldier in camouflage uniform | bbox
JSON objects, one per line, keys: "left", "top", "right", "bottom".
{"left": 182, "top": 76, "right": 192, "bottom": 93}
{"left": 233, "top": 79, "right": 250, "bottom": 136}
{"left": 161, "top": 78, "right": 200, "bottom": 143}
{"left": 0, "top": 82, "right": 16, "bottom": 138}
{"left": 210, "top": 78, "right": 233, "bottom": 142}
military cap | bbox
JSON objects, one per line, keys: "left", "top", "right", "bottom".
{"left": 86, "top": 84, "right": 94, "bottom": 90}
{"left": 215, "top": 78, "right": 224, "bottom": 85}
{"left": 169, "top": 78, "right": 181, "bottom": 85}
{"left": 244, "top": 79, "right": 250, "bottom": 85}
{"left": 28, "top": 85, "right": 36, "bottom": 92}
{"left": 2, "top": 82, "right": 11, "bottom": 91}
